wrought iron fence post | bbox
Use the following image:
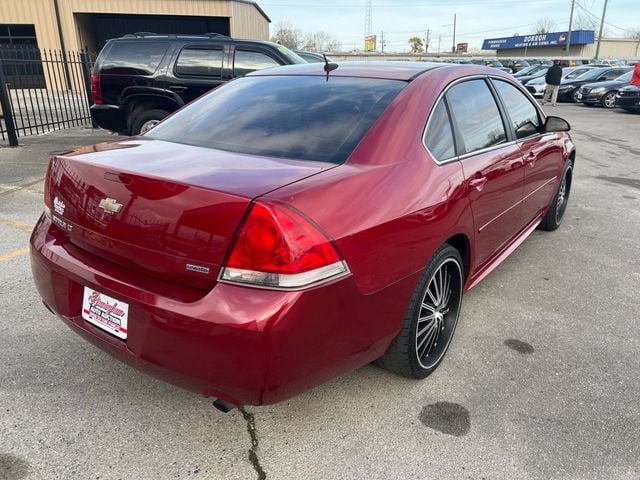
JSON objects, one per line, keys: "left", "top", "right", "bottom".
{"left": 0, "top": 58, "right": 19, "bottom": 147}
{"left": 79, "top": 51, "right": 97, "bottom": 128}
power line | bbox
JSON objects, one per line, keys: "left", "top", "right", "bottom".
{"left": 575, "top": 1, "right": 637, "bottom": 34}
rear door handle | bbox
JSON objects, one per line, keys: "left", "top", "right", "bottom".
{"left": 468, "top": 176, "right": 487, "bottom": 191}
{"left": 169, "top": 85, "right": 188, "bottom": 93}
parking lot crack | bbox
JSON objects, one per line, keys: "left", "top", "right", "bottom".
{"left": 238, "top": 406, "right": 266, "bottom": 480}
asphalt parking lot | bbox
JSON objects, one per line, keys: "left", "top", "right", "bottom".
{"left": 1, "top": 105, "right": 639, "bottom": 480}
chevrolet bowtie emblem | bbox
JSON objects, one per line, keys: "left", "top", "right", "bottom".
{"left": 98, "top": 198, "right": 123, "bottom": 214}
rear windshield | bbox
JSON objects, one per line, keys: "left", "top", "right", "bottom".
{"left": 147, "top": 75, "right": 406, "bottom": 163}
{"left": 99, "top": 41, "right": 169, "bottom": 75}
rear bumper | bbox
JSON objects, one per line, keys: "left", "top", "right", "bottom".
{"left": 90, "top": 104, "right": 127, "bottom": 134}
{"left": 30, "top": 214, "right": 409, "bottom": 405}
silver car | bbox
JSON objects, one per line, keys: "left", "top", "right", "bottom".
{"left": 525, "top": 66, "right": 598, "bottom": 97}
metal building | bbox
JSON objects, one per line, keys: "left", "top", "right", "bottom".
{"left": 482, "top": 30, "right": 640, "bottom": 59}
{"left": 0, "top": 0, "right": 270, "bottom": 54}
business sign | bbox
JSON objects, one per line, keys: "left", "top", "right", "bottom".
{"left": 456, "top": 43, "right": 468, "bottom": 53}
{"left": 364, "top": 35, "right": 377, "bottom": 52}
{"left": 482, "top": 30, "right": 595, "bottom": 50}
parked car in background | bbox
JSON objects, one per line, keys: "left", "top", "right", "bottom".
{"left": 556, "top": 66, "right": 632, "bottom": 102}
{"left": 31, "top": 62, "right": 575, "bottom": 407}
{"left": 294, "top": 50, "right": 326, "bottom": 63}
{"left": 615, "top": 84, "right": 640, "bottom": 112}
{"left": 90, "top": 33, "right": 306, "bottom": 135}
{"left": 501, "top": 59, "right": 530, "bottom": 73}
{"left": 470, "top": 59, "right": 511, "bottom": 72}
{"left": 577, "top": 70, "right": 634, "bottom": 108}
{"left": 525, "top": 65, "right": 597, "bottom": 97}
{"left": 513, "top": 64, "right": 543, "bottom": 77}
{"left": 516, "top": 67, "right": 548, "bottom": 85}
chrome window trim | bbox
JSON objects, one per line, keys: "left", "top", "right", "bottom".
{"left": 422, "top": 74, "right": 545, "bottom": 165}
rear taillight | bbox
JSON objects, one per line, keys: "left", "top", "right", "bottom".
{"left": 220, "top": 201, "right": 349, "bottom": 289}
{"left": 91, "top": 74, "right": 103, "bottom": 105}
{"left": 43, "top": 161, "right": 53, "bottom": 210}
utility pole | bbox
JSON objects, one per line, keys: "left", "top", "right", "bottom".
{"left": 565, "top": 0, "right": 576, "bottom": 57}
{"left": 380, "top": 31, "right": 385, "bottom": 53}
{"left": 452, "top": 14, "right": 457, "bottom": 54}
{"left": 595, "top": 0, "right": 609, "bottom": 59}
{"left": 425, "top": 29, "right": 431, "bottom": 53}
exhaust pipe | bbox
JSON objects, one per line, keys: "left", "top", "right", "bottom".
{"left": 212, "top": 398, "right": 236, "bottom": 413}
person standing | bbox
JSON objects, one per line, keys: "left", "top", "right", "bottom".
{"left": 631, "top": 63, "right": 640, "bottom": 86}
{"left": 541, "top": 60, "right": 563, "bottom": 106}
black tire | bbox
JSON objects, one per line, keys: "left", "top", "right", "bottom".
{"left": 601, "top": 91, "right": 617, "bottom": 109}
{"left": 538, "top": 159, "right": 573, "bottom": 231}
{"left": 377, "top": 244, "right": 464, "bottom": 379}
{"left": 130, "top": 109, "right": 170, "bottom": 135}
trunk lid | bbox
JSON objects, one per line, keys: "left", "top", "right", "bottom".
{"left": 47, "top": 138, "right": 335, "bottom": 290}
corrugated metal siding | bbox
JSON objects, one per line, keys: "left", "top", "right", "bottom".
{"left": 0, "top": 0, "right": 61, "bottom": 50}
{"left": 0, "top": 0, "right": 268, "bottom": 51}
{"left": 231, "top": 2, "right": 268, "bottom": 40}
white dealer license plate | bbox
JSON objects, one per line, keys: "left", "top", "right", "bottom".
{"left": 82, "top": 287, "right": 129, "bottom": 340}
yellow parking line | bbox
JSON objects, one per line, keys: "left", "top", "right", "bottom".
{"left": 0, "top": 247, "right": 29, "bottom": 261}
{"left": 0, "top": 218, "right": 33, "bottom": 233}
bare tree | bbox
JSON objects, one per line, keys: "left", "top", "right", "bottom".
{"left": 271, "top": 22, "right": 303, "bottom": 50}
{"left": 624, "top": 29, "right": 640, "bottom": 40}
{"left": 408, "top": 37, "right": 424, "bottom": 53}
{"left": 302, "top": 31, "right": 341, "bottom": 52}
{"left": 535, "top": 17, "right": 556, "bottom": 34}
{"left": 572, "top": 11, "right": 599, "bottom": 31}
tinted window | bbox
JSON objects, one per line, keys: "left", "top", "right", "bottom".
{"left": 617, "top": 71, "right": 633, "bottom": 82}
{"left": 446, "top": 79, "right": 507, "bottom": 154}
{"left": 147, "top": 76, "right": 405, "bottom": 163}
{"left": 234, "top": 50, "right": 280, "bottom": 77}
{"left": 176, "top": 48, "right": 223, "bottom": 77}
{"left": 100, "top": 41, "right": 168, "bottom": 75}
{"left": 565, "top": 67, "right": 592, "bottom": 79}
{"left": 493, "top": 80, "right": 540, "bottom": 139}
{"left": 576, "top": 69, "right": 606, "bottom": 81}
{"left": 424, "top": 100, "right": 455, "bottom": 161}
{"left": 600, "top": 69, "right": 629, "bottom": 80}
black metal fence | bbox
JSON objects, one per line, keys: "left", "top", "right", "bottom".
{"left": 0, "top": 47, "right": 96, "bottom": 146}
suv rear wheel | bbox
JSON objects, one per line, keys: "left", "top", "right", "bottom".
{"left": 131, "top": 109, "right": 170, "bottom": 135}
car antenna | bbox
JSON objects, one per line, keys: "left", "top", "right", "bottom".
{"left": 323, "top": 53, "right": 338, "bottom": 81}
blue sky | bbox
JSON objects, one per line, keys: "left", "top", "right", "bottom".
{"left": 259, "top": 0, "right": 640, "bottom": 52}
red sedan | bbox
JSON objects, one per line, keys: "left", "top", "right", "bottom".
{"left": 30, "top": 62, "right": 575, "bottom": 407}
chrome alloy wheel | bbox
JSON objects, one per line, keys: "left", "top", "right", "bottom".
{"left": 603, "top": 92, "right": 616, "bottom": 108}
{"left": 140, "top": 119, "right": 160, "bottom": 133}
{"left": 415, "top": 258, "right": 463, "bottom": 370}
{"left": 555, "top": 166, "right": 571, "bottom": 224}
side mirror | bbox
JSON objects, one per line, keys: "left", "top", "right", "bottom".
{"left": 544, "top": 116, "right": 571, "bottom": 133}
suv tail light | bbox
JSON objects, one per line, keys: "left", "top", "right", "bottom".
{"left": 220, "top": 201, "right": 349, "bottom": 290}
{"left": 91, "top": 74, "right": 103, "bottom": 105}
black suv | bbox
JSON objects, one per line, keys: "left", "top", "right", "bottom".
{"left": 90, "top": 33, "right": 306, "bottom": 135}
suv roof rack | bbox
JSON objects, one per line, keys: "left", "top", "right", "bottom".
{"left": 121, "top": 32, "right": 233, "bottom": 40}
{"left": 204, "top": 33, "right": 231, "bottom": 38}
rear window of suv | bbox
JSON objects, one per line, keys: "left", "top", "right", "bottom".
{"left": 147, "top": 76, "right": 405, "bottom": 163}
{"left": 99, "top": 41, "right": 169, "bottom": 75}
